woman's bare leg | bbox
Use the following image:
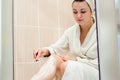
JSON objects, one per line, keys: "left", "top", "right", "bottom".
{"left": 31, "top": 55, "right": 64, "bottom": 80}
{"left": 59, "top": 62, "right": 68, "bottom": 77}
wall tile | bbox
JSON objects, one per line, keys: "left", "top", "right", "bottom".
{"left": 59, "top": 0, "right": 75, "bottom": 28}
{"left": 38, "top": 27, "right": 59, "bottom": 47}
{"left": 15, "top": 0, "right": 38, "bottom": 26}
{"left": 14, "top": 26, "right": 39, "bottom": 62}
{"left": 39, "top": 0, "right": 58, "bottom": 26}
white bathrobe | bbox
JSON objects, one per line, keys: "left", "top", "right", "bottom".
{"left": 48, "top": 23, "right": 99, "bottom": 80}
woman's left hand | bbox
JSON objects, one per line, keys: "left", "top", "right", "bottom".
{"left": 60, "top": 55, "right": 71, "bottom": 62}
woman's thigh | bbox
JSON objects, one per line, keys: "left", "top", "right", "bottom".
{"left": 60, "top": 61, "right": 68, "bottom": 76}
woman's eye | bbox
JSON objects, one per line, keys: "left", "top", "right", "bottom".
{"left": 81, "top": 10, "right": 86, "bottom": 13}
{"left": 73, "top": 12, "right": 78, "bottom": 14}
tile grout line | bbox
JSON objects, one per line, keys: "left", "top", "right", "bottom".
{"left": 37, "top": 0, "right": 40, "bottom": 48}
{"left": 57, "top": 0, "right": 61, "bottom": 38}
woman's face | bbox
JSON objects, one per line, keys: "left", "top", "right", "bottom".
{"left": 72, "top": 1, "right": 93, "bottom": 26}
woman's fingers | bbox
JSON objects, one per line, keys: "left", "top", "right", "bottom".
{"left": 33, "top": 48, "right": 42, "bottom": 61}
{"left": 35, "top": 50, "right": 42, "bottom": 61}
{"left": 33, "top": 51, "right": 37, "bottom": 59}
{"left": 57, "top": 55, "right": 67, "bottom": 61}
{"left": 62, "top": 56, "right": 71, "bottom": 61}
{"left": 33, "top": 48, "right": 40, "bottom": 58}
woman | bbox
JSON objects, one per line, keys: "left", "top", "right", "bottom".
{"left": 31, "top": 0, "right": 98, "bottom": 80}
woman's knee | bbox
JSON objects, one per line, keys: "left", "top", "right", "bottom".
{"left": 48, "top": 55, "right": 64, "bottom": 67}
{"left": 60, "top": 62, "right": 68, "bottom": 75}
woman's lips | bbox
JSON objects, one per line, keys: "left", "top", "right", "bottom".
{"left": 77, "top": 19, "right": 83, "bottom": 22}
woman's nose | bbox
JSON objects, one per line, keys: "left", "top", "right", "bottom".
{"left": 77, "top": 13, "right": 82, "bottom": 18}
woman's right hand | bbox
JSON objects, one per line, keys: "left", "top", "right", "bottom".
{"left": 33, "top": 48, "right": 50, "bottom": 62}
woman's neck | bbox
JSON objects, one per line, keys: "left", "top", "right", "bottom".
{"left": 80, "top": 20, "right": 94, "bottom": 33}
{"left": 79, "top": 20, "right": 94, "bottom": 44}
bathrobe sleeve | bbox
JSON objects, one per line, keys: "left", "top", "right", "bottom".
{"left": 47, "top": 29, "right": 70, "bottom": 55}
